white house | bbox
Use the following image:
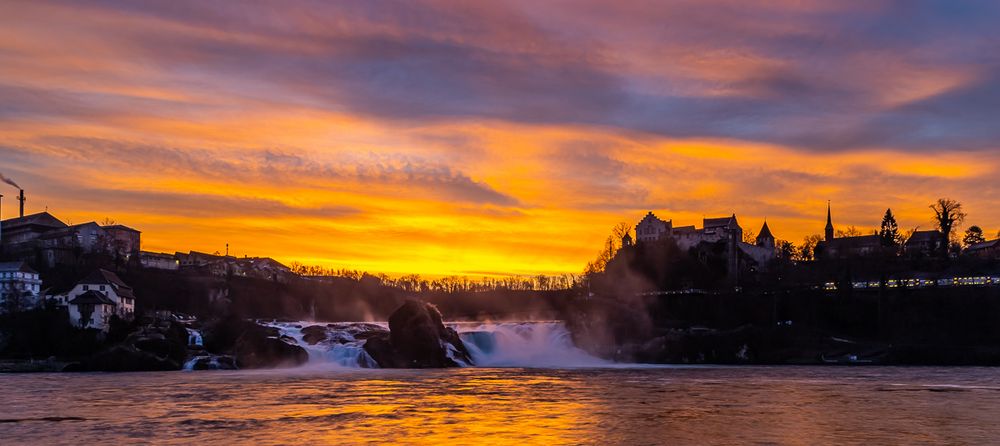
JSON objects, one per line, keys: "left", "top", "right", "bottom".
{"left": 0, "top": 261, "right": 43, "bottom": 312}
{"left": 68, "top": 290, "right": 118, "bottom": 331}
{"left": 64, "top": 269, "right": 136, "bottom": 331}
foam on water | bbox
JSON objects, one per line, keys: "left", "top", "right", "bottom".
{"left": 264, "top": 320, "right": 608, "bottom": 369}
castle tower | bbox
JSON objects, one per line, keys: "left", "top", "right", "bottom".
{"left": 825, "top": 201, "right": 834, "bottom": 242}
{"left": 756, "top": 219, "right": 775, "bottom": 250}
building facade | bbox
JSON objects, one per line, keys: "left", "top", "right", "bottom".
{"left": 0, "top": 261, "right": 42, "bottom": 312}
{"left": 61, "top": 269, "right": 136, "bottom": 330}
{"left": 965, "top": 239, "right": 1000, "bottom": 259}
{"left": 633, "top": 212, "right": 776, "bottom": 271}
{"left": 139, "top": 251, "right": 179, "bottom": 270}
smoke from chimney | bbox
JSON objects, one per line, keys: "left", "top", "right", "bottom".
{"left": 0, "top": 171, "right": 20, "bottom": 190}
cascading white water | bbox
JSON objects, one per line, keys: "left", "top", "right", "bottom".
{"left": 454, "top": 322, "right": 608, "bottom": 368}
{"left": 267, "top": 322, "right": 382, "bottom": 368}
{"left": 264, "top": 321, "right": 607, "bottom": 369}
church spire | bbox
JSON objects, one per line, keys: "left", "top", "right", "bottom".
{"left": 825, "top": 200, "right": 834, "bottom": 242}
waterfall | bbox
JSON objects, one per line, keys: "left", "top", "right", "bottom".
{"left": 455, "top": 322, "right": 608, "bottom": 368}
{"left": 267, "top": 322, "right": 382, "bottom": 368}
{"left": 263, "top": 320, "right": 607, "bottom": 369}
{"left": 187, "top": 328, "right": 203, "bottom": 348}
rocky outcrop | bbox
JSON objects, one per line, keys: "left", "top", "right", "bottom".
{"left": 68, "top": 318, "right": 190, "bottom": 372}
{"left": 301, "top": 325, "right": 329, "bottom": 345}
{"left": 233, "top": 324, "right": 308, "bottom": 369}
{"left": 186, "top": 355, "right": 238, "bottom": 370}
{"left": 363, "top": 300, "right": 472, "bottom": 368}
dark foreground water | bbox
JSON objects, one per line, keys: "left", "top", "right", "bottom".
{"left": 3, "top": 366, "right": 999, "bottom": 445}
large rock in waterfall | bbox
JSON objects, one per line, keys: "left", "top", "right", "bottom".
{"left": 233, "top": 324, "right": 309, "bottom": 369}
{"left": 363, "top": 300, "right": 472, "bottom": 368}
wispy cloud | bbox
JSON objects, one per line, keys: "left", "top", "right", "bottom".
{"left": 2, "top": 0, "right": 999, "bottom": 274}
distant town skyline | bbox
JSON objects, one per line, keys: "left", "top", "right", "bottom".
{"left": 2, "top": 1, "right": 999, "bottom": 276}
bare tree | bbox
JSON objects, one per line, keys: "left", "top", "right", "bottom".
{"left": 930, "top": 198, "right": 966, "bottom": 256}
{"left": 742, "top": 229, "right": 757, "bottom": 244}
{"left": 611, "top": 222, "right": 632, "bottom": 244}
{"left": 836, "top": 226, "right": 864, "bottom": 238}
{"left": 797, "top": 234, "right": 825, "bottom": 261}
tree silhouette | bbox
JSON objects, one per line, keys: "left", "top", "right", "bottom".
{"left": 878, "top": 208, "right": 901, "bottom": 249}
{"left": 797, "top": 234, "right": 824, "bottom": 261}
{"left": 930, "top": 198, "right": 966, "bottom": 257}
{"left": 775, "top": 240, "right": 796, "bottom": 260}
{"left": 963, "top": 226, "right": 986, "bottom": 247}
{"left": 836, "top": 226, "right": 863, "bottom": 238}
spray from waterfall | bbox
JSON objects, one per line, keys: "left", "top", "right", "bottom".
{"left": 265, "top": 321, "right": 609, "bottom": 369}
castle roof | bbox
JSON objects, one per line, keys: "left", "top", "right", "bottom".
{"left": 704, "top": 214, "right": 738, "bottom": 229}
{"left": 758, "top": 221, "right": 774, "bottom": 240}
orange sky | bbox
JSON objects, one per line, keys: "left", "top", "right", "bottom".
{"left": 2, "top": 1, "right": 999, "bottom": 276}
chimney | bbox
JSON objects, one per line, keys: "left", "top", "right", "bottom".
{"left": 18, "top": 189, "right": 24, "bottom": 218}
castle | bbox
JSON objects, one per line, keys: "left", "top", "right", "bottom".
{"left": 634, "top": 211, "right": 776, "bottom": 267}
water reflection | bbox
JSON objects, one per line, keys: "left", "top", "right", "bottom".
{"left": 3, "top": 367, "right": 1000, "bottom": 445}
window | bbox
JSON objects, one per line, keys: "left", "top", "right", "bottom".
{"left": 83, "top": 285, "right": 89, "bottom": 291}
{"left": 99, "top": 285, "right": 105, "bottom": 291}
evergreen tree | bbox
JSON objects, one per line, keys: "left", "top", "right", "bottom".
{"left": 878, "top": 208, "right": 901, "bottom": 248}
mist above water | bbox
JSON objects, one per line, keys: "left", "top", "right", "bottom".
{"left": 265, "top": 321, "right": 608, "bottom": 369}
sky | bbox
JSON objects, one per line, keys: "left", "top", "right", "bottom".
{"left": 2, "top": 0, "right": 1000, "bottom": 276}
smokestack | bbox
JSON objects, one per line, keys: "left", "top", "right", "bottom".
{"left": 18, "top": 189, "right": 24, "bottom": 218}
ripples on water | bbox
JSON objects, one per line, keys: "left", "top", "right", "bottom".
{"left": 3, "top": 367, "right": 1000, "bottom": 445}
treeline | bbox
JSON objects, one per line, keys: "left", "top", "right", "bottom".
{"left": 287, "top": 263, "right": 584, "bottom": 292}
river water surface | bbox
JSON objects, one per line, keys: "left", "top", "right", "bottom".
{"left": 3, "top": 366, "right": 1000, "bottom": 445}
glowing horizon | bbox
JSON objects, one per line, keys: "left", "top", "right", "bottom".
{"left": 2, "top": 1, "right": 999, "bottom": 276}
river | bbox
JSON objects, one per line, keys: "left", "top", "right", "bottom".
{"left": 3, "top": 366, "right": 1000, "bottom": 445}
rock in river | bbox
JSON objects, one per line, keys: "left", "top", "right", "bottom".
{"left": 363, "top": 300, "right": 472, "bottom": 368}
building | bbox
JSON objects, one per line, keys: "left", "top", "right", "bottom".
{"left": 635, "top": 213, "right": 746, "bottom": 251}
{"left": 816, "top": 204, "right": 881, "bottom": 259}
{"left": 62, "top": 269, "right": 136, "bottom": 331}
{"left": 0, "top": 212, "right": 68, "bottom": 259}
{"left": 0, "top": 211, "right": 142, "bottom": 267}
{"left": 176, "top": 251, "right": 293, "bottom": 281}
{"left": 68, "top": 290, "right": 118, "bottom": 331}
{"left": 633, "top": 211, "right": 776, "bottom": 277}
{"left": 905, "top": 230, "right": 943, "bottom": 257}
{"left": 635, "top": 212, "right": 671, "bottom": 243}
{"left": 102, "top": 224, "right": 141, "bottom": 264}
{"left": 756, "top": 220, "right": 775, "bottom": 251}
{"left": 139, "top": 251, "right": 179, "bottom": 270}
{"left": 965, "top": 239, "right": 1000, "bottom": 259}
{"left": 36, "top": 222, "right": 105, "bottom": 268}
{"left": 0, "top": 261, "right": 43, "bottom": 312}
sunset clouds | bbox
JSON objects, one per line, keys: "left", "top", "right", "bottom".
{"left": 2, "top": 0, "right": 999, "bottom": 275}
